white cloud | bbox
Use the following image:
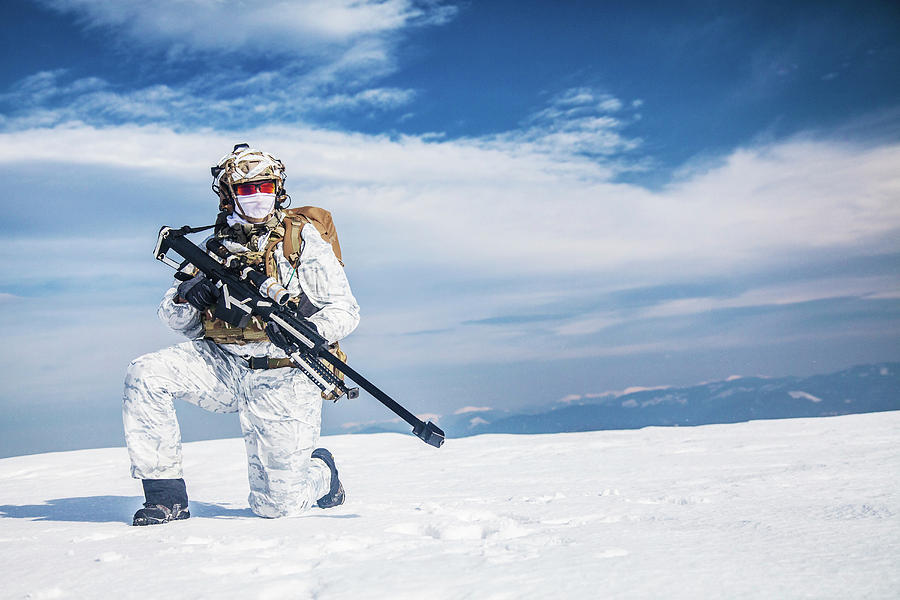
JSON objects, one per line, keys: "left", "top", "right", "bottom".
{"left": 617, "top": 386, "right": 671, "bottom": 396}
{"left": 12, "top": 1, "right": 454, "bottom": 129}
{"left": 2, "top": 122, "right": 898, "bottom": 279}
{"left": 0, "top": 122, "right": 223, "bottom": 176}
{"left": 554, "top": 88, "right": 596, "bottom": 106}
{"left": 557, "top": 394, "right": 582, "bottom": 403}
{"left": 0, "top": 70, "right": 417, "bottom": 130}
{"left": 598, "top": 97, "right": 624, "bottom": 112}
{"left": 502, "top": 116, "right": 640, "bottom": 157}
{"left": 318, "top": 87, "right": 417, "bottom": 110}
{"left": 552, "top": 275, "right": 900, "bottom": 338}
{"left": 788, "top": 391, "right": 823, "bottom": 403}
{"left": 544, "top": 87, "right": 623, "bottom": 113}
{"left": 518, "top": 88, "right": 640, "bottom": 159}
{"left": 453, "top": 406, "right": 492, "bottom": 414}
{"left": 35, "top": 0, "right": 456, "bottom": 54}
{"left": 0, "top": 107, "right": 898, "bottom": 371}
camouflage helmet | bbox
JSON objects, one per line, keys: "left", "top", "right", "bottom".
{"left": 211, "top": 143, "right": 289, "bottom": 211}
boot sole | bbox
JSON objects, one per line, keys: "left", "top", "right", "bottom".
{"left": 132, "top": 510, "right": 191, "bottom": 526}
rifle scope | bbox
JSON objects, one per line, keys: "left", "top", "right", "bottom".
{"left": 206, "top": 238, "right": 290, "bottom": 306}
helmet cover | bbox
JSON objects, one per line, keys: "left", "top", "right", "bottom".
{"left": 211, "top": 143, "right": 288, "bottom": 216}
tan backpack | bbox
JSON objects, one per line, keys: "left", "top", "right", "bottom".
{"left": 281, "top": 206, "right": 344, "bottom": 266}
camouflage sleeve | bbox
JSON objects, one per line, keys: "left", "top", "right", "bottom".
{"left": 294, "top": 222, "right": 360, "bottom": 344}
{"left": 157, "top": 284, "right": 204, "bottom": 339}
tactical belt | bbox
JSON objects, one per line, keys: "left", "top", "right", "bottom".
{"left": 246, "top": 356, "right": 296, "bottom": 370}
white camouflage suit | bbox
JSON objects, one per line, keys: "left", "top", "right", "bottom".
{"left": 123, "top": 220, "right": 360, "bottom": 517}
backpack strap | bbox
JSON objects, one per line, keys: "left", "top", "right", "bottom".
{"left": 282, "top": 212, "right": 308, "bottom": 269}
{"left": 263, "top": 222, "right": 285, "bottom": 277}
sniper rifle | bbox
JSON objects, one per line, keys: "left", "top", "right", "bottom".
{"left": 154, "top": 225, "right": 445, "bottom": 448}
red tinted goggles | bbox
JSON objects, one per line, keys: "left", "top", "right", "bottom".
{"left": 235, "top": 181, "right": 276, "bottom": 195}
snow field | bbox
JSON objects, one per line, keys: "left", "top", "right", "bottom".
{"left": 1, "top": 411, "right": 899, "bottom": 599}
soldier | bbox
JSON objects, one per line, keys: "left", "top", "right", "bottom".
{"left": 124, "top": 144, "right": 360, "bottom": 525}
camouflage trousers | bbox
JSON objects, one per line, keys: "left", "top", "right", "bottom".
{"left": 123, "top": 340, "right": 331, "bottom": 518}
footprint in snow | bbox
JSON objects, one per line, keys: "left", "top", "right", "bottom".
{"left": 94, "top": 552, "right": 124, "bottom": 562}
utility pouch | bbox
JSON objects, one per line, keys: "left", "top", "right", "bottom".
{"left": 326, "top": 342, "right": 347, "bottom": 382}
{"left": 317, "top": 341, "right": 348, "bottom": 401}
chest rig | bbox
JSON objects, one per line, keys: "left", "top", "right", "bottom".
{"left": 200, "top": 214, "right": 278, "bottom": 343}
{"left": 199, "top": 208, "right": 349, "bottom": 382}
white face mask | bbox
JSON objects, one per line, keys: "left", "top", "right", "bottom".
{"left": 234, "top": 192, "right": 276, "bottom": 223}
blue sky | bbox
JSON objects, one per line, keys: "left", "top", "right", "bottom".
{"left": 1, "top": 0, "right": 899, "bottom": 456}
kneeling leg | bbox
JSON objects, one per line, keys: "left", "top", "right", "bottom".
{"left": 123, "top": 341, "right": 237, "bottom": 479}
{"left": 238, "top": 370, "right": 331, "bottom": 518}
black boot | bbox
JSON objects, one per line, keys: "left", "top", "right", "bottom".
{"left": 312, "top": 448, "right": 345, "bottom": 508}
{"left": 133, "top": 478, "right": 191, "bottom": 526}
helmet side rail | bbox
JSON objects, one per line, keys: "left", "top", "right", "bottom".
{"left": 154, "top": 225, "right": 445, "bottom": 448}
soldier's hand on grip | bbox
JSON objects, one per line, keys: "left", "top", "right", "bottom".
{"left": 177, "top": 274, "right": 220, "bottom": 311}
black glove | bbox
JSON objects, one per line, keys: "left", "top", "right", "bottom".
{"left": 264, "top": 321, "right": 291, "bottom": 349}
{"left": 177, "top": 274, "right": 220, "bottom": 311}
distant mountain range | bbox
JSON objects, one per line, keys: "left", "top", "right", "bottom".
{"left": 343, "top": 362, "right": 900, "bottom": 438}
